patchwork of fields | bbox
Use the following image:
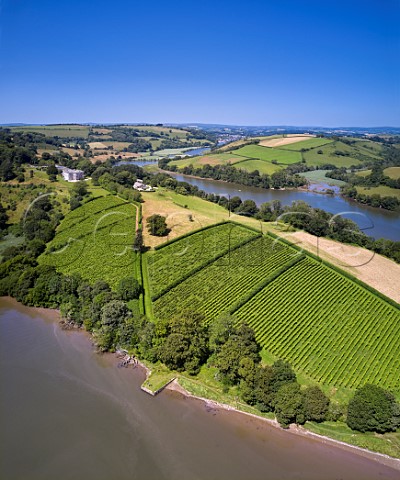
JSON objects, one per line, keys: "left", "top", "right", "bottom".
{"left": 39, "top": 196, "right": 139, "bottom": 288}
{"left": 146, "top": 222, "right": 400, "bottom": 393}
{"left": 169, "top": 135, "right": 384, "bottom": 173}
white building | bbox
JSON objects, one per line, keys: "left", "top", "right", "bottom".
{"left": 133, "top": 179, "right": 154, "bottom": 192}
{"left": 56, "top": 165, "right": 85, "bottom": 182}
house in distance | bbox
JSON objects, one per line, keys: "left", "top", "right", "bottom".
{"left": 56, "top": 165, "right": 85, "bottom": 182}
{"left": 133, "top": 179, "right": 154, "bottom": 192}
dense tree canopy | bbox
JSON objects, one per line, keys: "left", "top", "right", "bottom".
{"left": 147, "top": 214, "right": 169, "bottom": 236}
{"left": 347, "top": 384, "right": 400, "bottom": 433}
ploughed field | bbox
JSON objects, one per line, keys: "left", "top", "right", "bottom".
{"left": 146, "top": 222, "right": 400, "bottom": 393}
{"left": 39, "top": 196, "right": 139, "bottom": 289}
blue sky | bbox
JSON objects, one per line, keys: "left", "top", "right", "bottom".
{"left": 0, "top": 0, "right": 399, "bottom": 126}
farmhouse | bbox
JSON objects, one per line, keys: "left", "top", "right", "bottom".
{"left": 133, "top": 179, "right": 154, "bottom": 192}
{"left": 56, "top": 165, "right": 85, "bottom": 182}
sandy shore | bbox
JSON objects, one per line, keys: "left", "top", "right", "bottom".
{"left": 166, "top": 379, "right": 400, "bottom": 471}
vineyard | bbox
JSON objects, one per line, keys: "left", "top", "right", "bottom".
{"left": 147, "top": 223, "right": 400, "bottom": 393}
{"left": 146, "top": 222, "right": 260, "bottom": 299}
{"left": 39, "top": 196, "right": 139, "bottom": 288}
{"left": 153, "top": 235, "right": 301, "bottom": 321}
{"left": 234, "top": 257, "right": 400, "bottom": 391}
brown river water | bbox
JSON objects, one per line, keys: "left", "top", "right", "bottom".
{"left": 0, "top": 297, "right": 399, "bottom": 480}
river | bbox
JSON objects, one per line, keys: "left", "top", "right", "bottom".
{"left": 1, "top": 297, "right": 399, "bottom": 480}
{"left": 168, "top": 173, "right": 400, "bottom": 241}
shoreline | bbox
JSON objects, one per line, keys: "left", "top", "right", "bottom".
{"left": 2, "top": 295, "right": 400, "bottom": 469}
{"left": 165, "top": 379, "right": 400, "bottom": 472}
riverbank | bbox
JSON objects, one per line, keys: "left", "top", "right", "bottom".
{"left": 4, "top": 298, "right": 399, "bottom": 480}
{"left": 2, "top": 295, "right": 400, "bottom": 464}
{"left": 158, "top": 168, "right": 400, "bottom": 241}
{"left": 164, "top": 379, "right": 400, "bottom": 471}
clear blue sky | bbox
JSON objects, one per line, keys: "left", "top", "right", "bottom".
{"left": 0, "top": 0, "right": 399, "bottom": 126}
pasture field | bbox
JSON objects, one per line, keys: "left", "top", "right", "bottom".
{"left": 10, "top": 125, "right": 90, "bottom": 138}
{"left": 39, "top": 196, "right": 139, "bottom": 288}
{"left": 233, "top": 145, "right": 302, "bottom": 164}
{"left": 356, "top": 185, "right": 400, "bottom": 199}
{"left": 355, "top": 169, "right": 371, "bottom": 177}
{"left": 351, "top": 139, "right": 384, "bottom": 157}
{"left": 101, "top": 141, "right": 133, "bottom": 151}
{"left": 125, "top": 125, "right": 189, "bottom": 139}
{"left": 233, "top": 158, "right": 283, "bottom": 175}
{"left": 169, "top": 153, "right": 244, "bottom": 168}
{"left": 146, "top": 224, "right": 400, "bottom": 395}
{"left": 300, "top": 170, "right": 347, "bottom": 186}
{"left": 302, "top": 141, "right": 363, "bottom": 167}
{"left": 384, "top": 166, "right": 400, "bottom": 179}
{"left": 278, "top": 137, "right": 333, "bottom": 151}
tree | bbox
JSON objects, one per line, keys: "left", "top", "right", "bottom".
{"left": 117, "top": 276, "right": 141, "bottom": 301}
{"left": 215, "top": 323, "right": 261, "bottom": 384}
{"left": 237, "top": 199, "right": 258, "bottom": 216}
{"left": 101, "top": 300, "right": 130, "bottom": 327}
{"left": 159, "top": 311, "right": 208, "bottom": 374}
{"left": 347, "top": 384, "right": 400, "bottom": 433}
{"left": 275, "top": 383, "right": 305, "bottom": 428}
{"left": 133, "top": 229, "right": 144, "bottom": 252}
{"left": 270, "top": 360, "right": 297, "bottom": 395}
{"left": 303, "top": 386, "right": 330, "bottom": 422}
{"left": 0, "top": 203, "right": 8, "bottom": 232}
{"left": 147, "top": 214, "right": 169, "bottom": 236}
{"left": 208, "top": 313, "right": 237, "bottom": 354}
{"left": 46, "top": 164, "right": 58, "bottom": 181}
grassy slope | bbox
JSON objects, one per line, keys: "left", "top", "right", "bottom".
{"left": 140, "top": 188, "right": 263, "bottom": 249}
{"left": 233, "top": 159, "right": 283, "bottom": 174}
{"left": 356, "top": 185, "right": 400, "bottom": 199}
{"left": 301, "top": 170, "right": 347, "bottom": 186}
{"left": 233, "top": 145, "right": 302, "bottom": 164}
{"left": 384, "top": 167, "right": 400, "bottom": 179}
{"left": 10, "top": 125, "right": 90, "bottom": 138}
{"left": 169, "top": 152, "right": 244, "bottom": 168}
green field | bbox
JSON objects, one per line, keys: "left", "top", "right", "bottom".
{"left": 233, "top": 145, "right": 302, "bottom": 164}
{"left": 356, "top": 185, "right": 400, "bottom": 199}
{"left": 277, "top": 138, "right": 333, "bottom": 151}
{"left": 301, "top": 170, "right": 347, "bottom": 186}
{"left": 233, "top": 159, "right": 283, "bottom": 175}
{"left": 10, "top": 125, "right": 90, "bottom": 138}
{"left": 384, "top": 166, "right": 400, "bottom": 179}
{"left": 39, "top": 196, "right": 139, "bottom": 288}
{"left": 145, "top": 224, "right": 400, "bottom": 395}
{"left": 169, "top": 152, "right": 244, "bottom": 169}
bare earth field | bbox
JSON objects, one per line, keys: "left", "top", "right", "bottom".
{"left": 281, "top": 230, "right": 400, "bottom": 303}
{"left": 259, "top": 134, "right": 315, "bottom": 148}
